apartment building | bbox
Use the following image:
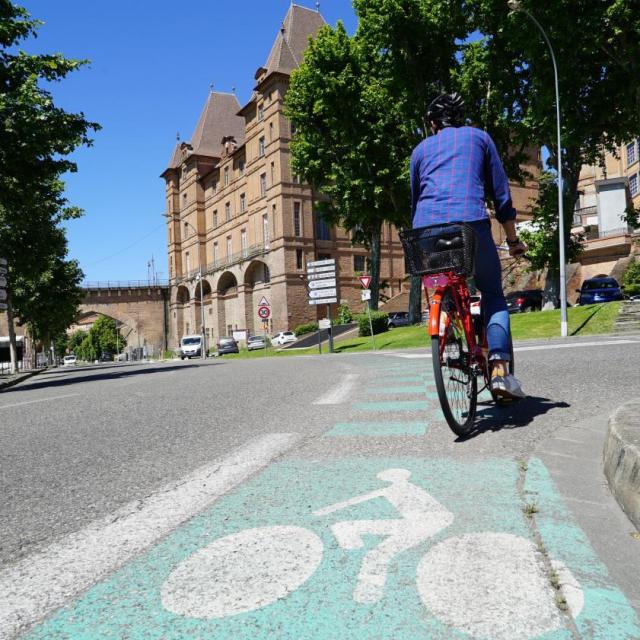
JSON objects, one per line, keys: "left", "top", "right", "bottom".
{"left": 161, "top": 3, "right": 539, "bottom": 349}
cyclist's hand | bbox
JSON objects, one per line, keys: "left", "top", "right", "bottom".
{"left": 509, "top": 241, "right": 527, "bottom": 258}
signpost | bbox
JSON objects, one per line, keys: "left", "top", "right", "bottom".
{"left": 306, "top": 259, "right": 337, "bottom": 353}
{"left": 257, "top": 297, "right": 270, "bottom": 357}
{"left": 359, "top": 274, "right": 375, "bottom": 351}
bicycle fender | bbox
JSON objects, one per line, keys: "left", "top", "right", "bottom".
{"left": 428, "top": 291, "right": 443, "bottom": 338}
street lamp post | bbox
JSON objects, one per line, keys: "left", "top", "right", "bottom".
{"left": 164, "top": 213, "right": 206, "bottom": 358}
{"left": 508, "top": 0, "right": 568, "bottom": 337}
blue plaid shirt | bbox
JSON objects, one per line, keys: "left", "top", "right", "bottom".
{"left": 410, "top": 126, "right": 517, "bottom": 228}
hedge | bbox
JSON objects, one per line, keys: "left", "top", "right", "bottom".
{"left": 294, "top": 321, "right": 319, "bottom": 336}
{"left": 355, "top": 311, "right": 389, "bottom": 337}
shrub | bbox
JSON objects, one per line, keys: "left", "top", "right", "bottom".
{"left": 336, "top": 303, "right": 353, "bottom": 325}
{"left": 294, "top": 321, "right": 319, "bottom": 336}
{"left": 623, "top": 258, "right": 640, "bottom": 287}
{"left": 623, "top": 283, "right": 640, "bottom": 297}
{"left": 355, "top": 311, "right": 389, "bottom": 336}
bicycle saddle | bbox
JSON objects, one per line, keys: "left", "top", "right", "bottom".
{"left": 434, "top": 236, "right": 463, "bottom": 251}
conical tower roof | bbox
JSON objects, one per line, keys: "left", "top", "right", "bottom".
{"left": 261, "top": 4, "right": 325, "bottom": 78}
{"left": 190, "top": 91, "right": 245, "bottom": 158}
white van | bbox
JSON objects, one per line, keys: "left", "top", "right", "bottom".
{"left": 179, "top": 335, "right": 203, "bottom": 359}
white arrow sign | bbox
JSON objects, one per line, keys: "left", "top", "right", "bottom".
{"left": 309, "top": 288, "right": 337, "bottom": 298}
{"left": 309, "top": 298, "right": 337, "bottom": 305}
{"left": 307, "top": 259, "right": 335, "bottom": 268}
{"left": 306, "top": 272, "right": 335, "bottom": 281}
{"left": 306, "top": 265, "right": 336, "bottom": 275}
{"left": 308, "top": 279, "right": 336, "bottom": 290}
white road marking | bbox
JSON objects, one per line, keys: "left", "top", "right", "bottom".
{"left": 313, "top": 373, "right": 358, "bottom": 404}
{"left": 514, "top": 339, "right": 638, "bottom": 352}
{"left": 417, "top": 532, "right": 583, "bottom": 640}
{"left": 0, "top": 393, "right": 79, "bottom": 409}
{"left": 162, "top": 526, "right": 323, "bottom": 619}
{"left": 0, "top": 432, "right": 300, "bottom": 639}
{"left": 382, "top": 338, "right": 638, "bottom": 359}
{"left": 539, "top": 450, "right": 581, "bottom": 460}
{"left": 314, "top": 468, "right": 453, "bottom": 604}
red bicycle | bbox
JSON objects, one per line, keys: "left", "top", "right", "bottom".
{"left": 400, "top": 223, "right": 515, "bottom": 437}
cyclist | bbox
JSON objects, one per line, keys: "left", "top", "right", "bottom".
{"left": 410, "top": 92, "right": 527, "bottom": 400}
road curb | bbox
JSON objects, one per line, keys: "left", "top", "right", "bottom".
{"left": 603, "top": 399, "right": 640, "bottom": 531}
{"left": 0, "top": 368, "right": 45, "bottom": 392}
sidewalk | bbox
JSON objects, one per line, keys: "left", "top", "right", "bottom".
{"left": 0, "top": 368, "right": 44, "bottom": 392}
{"left": 603, "top": 399, "right": 640, "bottom": 531}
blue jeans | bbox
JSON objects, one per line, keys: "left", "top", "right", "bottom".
{"left": 467, "top": 219, "right": 511, "bottom": 361}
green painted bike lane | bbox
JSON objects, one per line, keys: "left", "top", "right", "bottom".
{"left": 24, "top": 358, "right": 640, "bottom": 639}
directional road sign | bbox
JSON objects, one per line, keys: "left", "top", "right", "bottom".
{"left": 306, "top": 272, "right": 335, "bottom": 281}
{"left": 257, "top": 306, "right": 270, "bottom": 320}
{"left": 309, "top": 288, "right": 337, "bottom": 299}
{"left": 306, "top": 265, "right": 336, "bottom": 275}
{"left": 307, "top": 259, "right": 335, "bottom": 268}
{"left": 309, "top": 297, "right": 338, "bottom": 305}
{"left": 308, "top": 279, "right": 336, "bottom": 290}
{"left": 359, "top": 275, "right": 372, "bottom": 289}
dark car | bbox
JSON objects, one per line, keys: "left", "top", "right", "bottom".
{"left": 387, "top": 311, "right": 410, "bottom": 328}
{"left": 217, "top": 336, "right": 239, "bottom": 355}
{"left": 505, "top": 290, "right": 543, "bottom": 313}
{"left": 576, "top": 277, "right": 624, "bottom": 305}
{"left": 99, "top": 352, "right": 114, "bottom": 362}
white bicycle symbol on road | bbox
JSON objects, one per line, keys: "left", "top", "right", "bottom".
{"left": 161, "top": 469, "right": 584, "bottom": 639}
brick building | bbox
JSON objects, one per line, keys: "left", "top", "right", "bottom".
{"left": 161, "top": 3, "right": 539, "bottom": 350}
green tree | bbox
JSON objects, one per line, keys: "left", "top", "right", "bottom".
{"left": 286, "top": 23, "right": 412, "bottom": 310}
{"left": 68, "top": 329, "right": 86, "bottom": 353}
{"left": 456, "top": 0, "right": 640, "bottom": 303}
{"left": 0, "top": 1, "right": 99, "bottom": 369}
{"left": 89, "top": 315, "right": 125, "bottom": 356}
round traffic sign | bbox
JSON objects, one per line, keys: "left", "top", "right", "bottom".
{"left": 258, "top": 305, "right": 271, "bottom": 319}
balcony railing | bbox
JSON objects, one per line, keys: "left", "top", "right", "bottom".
{"left": 573, "top": 205, "right": 597, "bottom": 226}
{"left": 173, "top": 243, "right": 269, "bottom": 285}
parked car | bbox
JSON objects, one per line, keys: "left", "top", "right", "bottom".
{"left": 271, "top": 331, "right": 297, "bottom": 346}
{"left": 217, "top": 336, "right": 239, "bottom": 355}
{"left": 62, "top": 354, "right": 77, "bottom": 366}
{"left": 576, "top": 277, "right": 624, "bottom": 305}
{"left": 506, "top": 289, "right": 543, "bottom": 313}
{"left": 387, "top": 311, "right": 410, "bottom": 328}
{"left": 247, "top": 335, "right": 267, "bottom": 351}
{"left": 99, "top": 352, "right": 114, "bottom": 362}
{"left": 179, "top": 334, "right": 203, "bottom": 359}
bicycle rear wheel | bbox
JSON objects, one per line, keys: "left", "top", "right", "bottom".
{"left": 432, "top": 289, "right": 477, "bottom": 436}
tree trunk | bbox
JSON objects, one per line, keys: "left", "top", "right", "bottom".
{"left": 408, "top": 275, "right": 422, "bottom": 323}
{"left": 6, "top": 288, "right": 18, "bottom": 374}
{"left": 369, "top": 226, "right": 382, "bottom": 311}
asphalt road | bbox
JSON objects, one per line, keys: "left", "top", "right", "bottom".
{"left": 1, "top": 333, "right": 640, "bottom": 638}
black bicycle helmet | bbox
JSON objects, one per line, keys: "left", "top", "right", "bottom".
{"left": 426, "top": 92, "right": 465, "bottom": 128}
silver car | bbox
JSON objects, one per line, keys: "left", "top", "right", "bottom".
{"left": 247, "top": 335, "right": 267, "bottom": 351}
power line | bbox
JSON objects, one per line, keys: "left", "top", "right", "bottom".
{"left": 86, "top": 223, "right": 165, "bottom": 266}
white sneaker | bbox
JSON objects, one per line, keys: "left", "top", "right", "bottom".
{"left": 491, "top": 374, "right": 526, "bottom": 400}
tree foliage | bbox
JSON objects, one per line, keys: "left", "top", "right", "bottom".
{"left": 0, "top": 1, "right": 99, "bottom": 366}
{"left": 75, "top": 315, "right": 125, "bottom": 361}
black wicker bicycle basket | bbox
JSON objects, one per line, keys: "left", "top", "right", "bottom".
{"left": 399, "top": 223, "right": 476, "bottom": 277}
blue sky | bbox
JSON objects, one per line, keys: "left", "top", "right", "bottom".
{"left": 19, "top": 1, "right": 357, "bottom": 283}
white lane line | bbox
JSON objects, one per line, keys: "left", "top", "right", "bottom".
{"left": 0, "top": 393, "right": 79, "bottom": 409}
{"left": 0, "top": 432, "right": 299, "bottom": 639}
{"left": 312, "top": 373, "right": 359, "bottom": 404}
{"left": 380, "top": 338, "right": 639, "bottom": 359}
{"left": 514, "top": 339, "right": 638, "bottom": 352}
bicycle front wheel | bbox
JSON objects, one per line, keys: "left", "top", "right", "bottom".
{"left": 432, "top": 290, "right": 477, "bottom": 437}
